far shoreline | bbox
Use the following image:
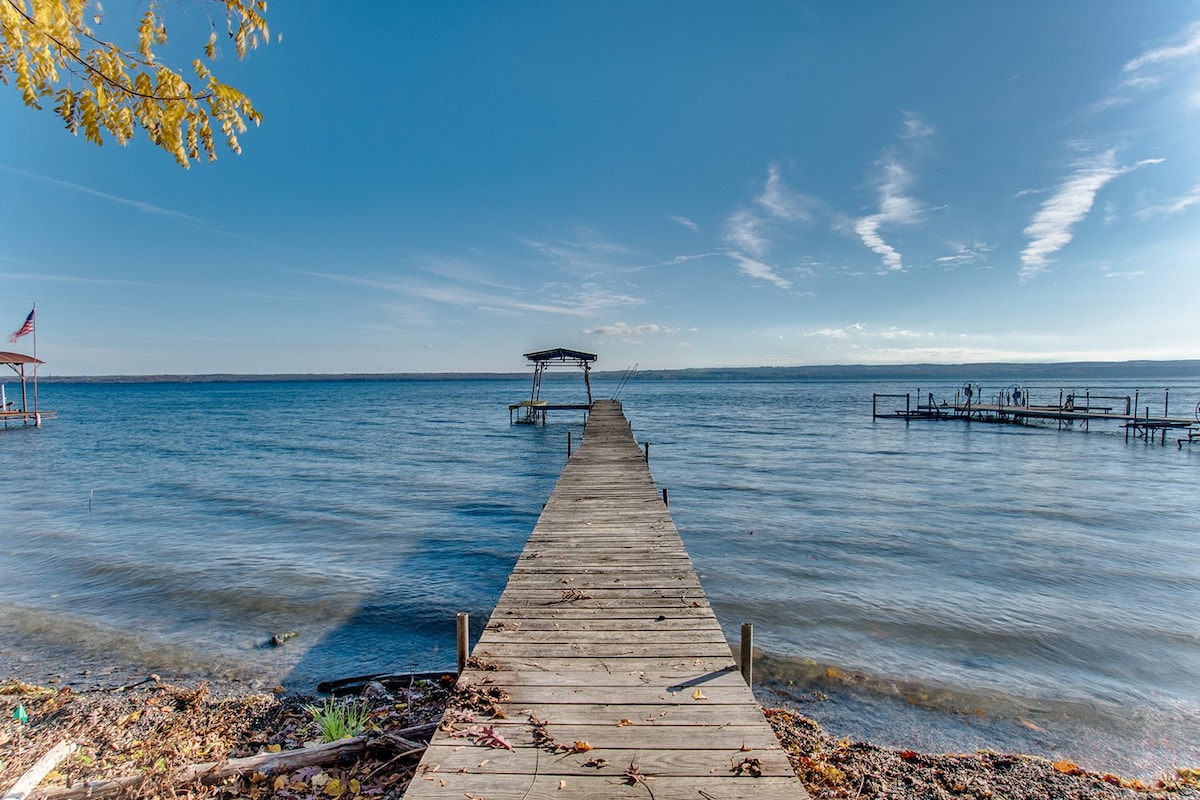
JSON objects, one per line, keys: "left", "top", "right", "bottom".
{"left": 32, "top": 358, "right": 1200, "bottom": 384}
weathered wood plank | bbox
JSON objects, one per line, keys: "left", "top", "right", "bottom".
{"left": 402, "top": 401, "right": 806, "bottom": 799}
{"left": 419, "top": 744, "right": 795, "bottom": 777}
{"left": 408, "top": 772, "right": 803, "bottom": 799}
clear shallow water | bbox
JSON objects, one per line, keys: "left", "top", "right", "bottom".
{"left": 1, "top": 375, "right": 1197, "bottom": 778}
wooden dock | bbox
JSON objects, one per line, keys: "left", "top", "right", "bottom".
{"left": 403, "top": 400, "right": 806, "bottom": 799}
{"left": 873, "top": 389, "right": 1198, "bottom": 445}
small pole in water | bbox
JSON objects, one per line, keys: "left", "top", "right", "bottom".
{"left": 643, "top": 442, "right": 650, "bottom": 463}
{"left": 662, "top": 487, "right": 668, "bottom": 507}
{"left": 740, "top": 622, "right": 753, "bottom": 685}
{"left": 567, "top": 431, "right": 572, "bottom": 457}
{"left": 456, "top": 612, "right": 469, "bottom": 676}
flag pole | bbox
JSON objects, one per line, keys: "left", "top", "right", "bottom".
{"left": 31, "top": 303, "right": 37, "bottom": 414}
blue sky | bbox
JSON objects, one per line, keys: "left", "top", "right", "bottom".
{"left": 3, "top": 2, "right": 1200, "bottom": 376}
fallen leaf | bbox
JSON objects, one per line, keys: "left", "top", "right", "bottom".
{"left": 616, "top": 719, "right": 635, "bottom": 727}
{"left": 571, "top": 740, "right": 594, "bottom": 753}
{"left": 475, "top": 725, "right": 514, "bottom": 751}
{"left": 692, "top": 689, "right": 707, "bottom": 700}
{"left": 1053, "top": 759, "right": 1083, "bottom": 775}
{"left": 558, "top": 779, "right": 567, "bottom": 789}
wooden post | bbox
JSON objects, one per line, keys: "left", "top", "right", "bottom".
{"left": 643, "top": 442, "right": 650, "bottom": 463}
{"left": 662, "top": 487, "right": 668, "bottom": 507}
{"left": 456, "top": 613, "right": 469, "bottom": 677}
{"left": 567, "top": 431, "right": 572, "bottom": 457}
{"left": 740, "top": 622, "right": 753, "bottom": 685}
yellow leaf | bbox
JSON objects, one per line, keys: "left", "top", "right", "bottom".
{"left": 323, "top": 776, "right": 342, "bottom": 796}
{"left": 571, "top": 741, "right": 593, "bottom": 753}
{"left": 616, "top": 719, "right": 635, "bottom": 726}
{"left": 267, "top": 743, "right": 281, "bottom": 752}
{"left": 691, "top": 689, "right": 707, "bottom": 700}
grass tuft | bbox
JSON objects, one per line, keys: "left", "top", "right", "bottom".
{"left": 307, "top": 697, "right": 370, "bottom": 742}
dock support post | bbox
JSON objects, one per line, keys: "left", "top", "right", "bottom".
{"left": 740, "top": 622, "right": 753, "bottom": 685}
{"left": 567, "top": 431, "right": 572, "bottom": 457}
{"left": 457, "top": 612, "right": 469, "bottom": 677}
{"left": 662, "top": 487, "right": 668, "bottom": 507}
{"left": 643, "top": 442, "right": 650, "bottom": 463}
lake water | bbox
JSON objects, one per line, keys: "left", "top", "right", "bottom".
{"left": 1, "top": 374, "right": 1197, "bottom": 779}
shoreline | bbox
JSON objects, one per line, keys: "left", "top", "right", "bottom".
{"left": 4, "top": 634, "right": 1196, "bottom": 787}
{"left": 3, "top": 672, "right": 1198, "bottom": 800}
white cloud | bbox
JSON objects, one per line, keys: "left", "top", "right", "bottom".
{"left": 724, "top": 208, "right": 770, "bottom": 257}
{"left": 935, "top": 241, "right": 991, "bottom": 267}
{"left": 1099, "top": 22, "right": 1200, "bottom": 107}
{"left": 728, "top": 253, "right": 791, "bottom": 289}
{"left": 670, "top": 214, "right": 700, "bottom": 233}
{"left": 1135, "top": 182, "right": 1200, "bottom": 219}
{"left": 585, "top": 321, "right": 681, "bottom": 335}
{"left": 0, "top": 165, "right": 204, "bottom": 223}
{"left": 806, "top": 322, "right": 864, "bottom": 339}
{"left": 900, "top": 111, "right": 935, "bottom": 141}
{"left": 1019, "top": 151, "right": 1164, "bottom": 281}
{"left": 855, "top": 156, "right": 923, "bottom": 272}
{"left": 722, "top": 162, "right": 814, "bottom": 268}
{"left": 756, "top": 163, "right": 812, "bottom": 222}
{"left": 1122, "top": 23, "right": 1200, "bottom": 74}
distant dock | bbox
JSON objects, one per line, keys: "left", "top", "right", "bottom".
{"left": 873, "top": 384, "right": 1199, "bottom": 446}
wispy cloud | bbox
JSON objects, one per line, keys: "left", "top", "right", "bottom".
{"left": 852, "top": 113, "right": 932, "bottom": 273}
{"left": 718, "top": 163, "right": 818, "bottom": 288}
{"left": 1019, "top": 150, "right": 1164, "bottom": 281}
{"left": 581, "top": 321, "right": 678, "bottom": 342}
{"left": 935, "top": 241, "right": 991, "bottom": 267}
{"left": 755, "top": 162, "right": 812, "bottom": 222}
{"left": 670, "top": 214, "right": 700, "bottom": 233}
{"left": 519, "top": 228, "right": 641, "bottom": 277}
{"left": 1134, "top": 182, "right": 1200, "bottom": 219}
{"left": 1122, "top": 22, "right": 1200, "bottom": 74}
{"left": 900, "top": 110, "right": 935, "bottom": 141}
{"left": 728, "top": 253, "right": 791, "bottom": 289}
{"left": 806, "top": 323, "right": 864, "bottom": 339}
{"left": 724, "top": 208, "right": 770, "bottom": 257}
{"left": 854, "top": 157, "right": 923, "bottom": 272}
{"left": 1098, "top": 22, "right": 1200, "bottom": 108}
{"left": 0, "top": 164, "right": 204, "bottom": 223}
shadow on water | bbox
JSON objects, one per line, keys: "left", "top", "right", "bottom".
{"left": 276, "top": 397, "right": 588, "bottom": 696}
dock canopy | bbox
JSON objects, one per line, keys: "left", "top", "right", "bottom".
{"left": 512, "top": 347, "right": 597, "bottom": 423}
{"left": 1, "top": 350, "right": 49, "bottom": 428}
{"left": 522, "top": 347, "right": 597, "bottom": 364}
{"left": 0, "top": 351, "right": 44, "bottom": 367}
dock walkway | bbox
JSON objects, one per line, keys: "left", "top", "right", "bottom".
{"left": 403, "top": 400, "right": 806, "bottom": 799}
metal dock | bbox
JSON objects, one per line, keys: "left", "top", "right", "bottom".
{"left": 403, "top": 400, "right": 806, "bottom": 799}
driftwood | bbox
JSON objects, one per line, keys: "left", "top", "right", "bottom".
{"left": 2, "top": 741, "right": 77, "bottom": 800}
{"left": 317, "top": 670, "right": 450, "bottom": 696}
{"left": 32, "top": 724, "right": 436, "bottom": 800}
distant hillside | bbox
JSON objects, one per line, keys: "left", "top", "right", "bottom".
{"left": 616, "top": 360, "right": 1200, "bottom": 381}
{"left": 35, "top": 359, "right": 1200, "bottom": 384}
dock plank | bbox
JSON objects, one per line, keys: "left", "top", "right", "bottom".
{"left": 402, "top": 400, "right": 806, "bottom": 799}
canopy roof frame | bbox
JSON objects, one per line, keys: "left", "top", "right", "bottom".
{"left": 521, "top": 347, "right": 598, "bottom": 415}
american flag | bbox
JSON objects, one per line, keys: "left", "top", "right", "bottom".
{"left": 8, "top": 308, "right": 34, "bottom": 343}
